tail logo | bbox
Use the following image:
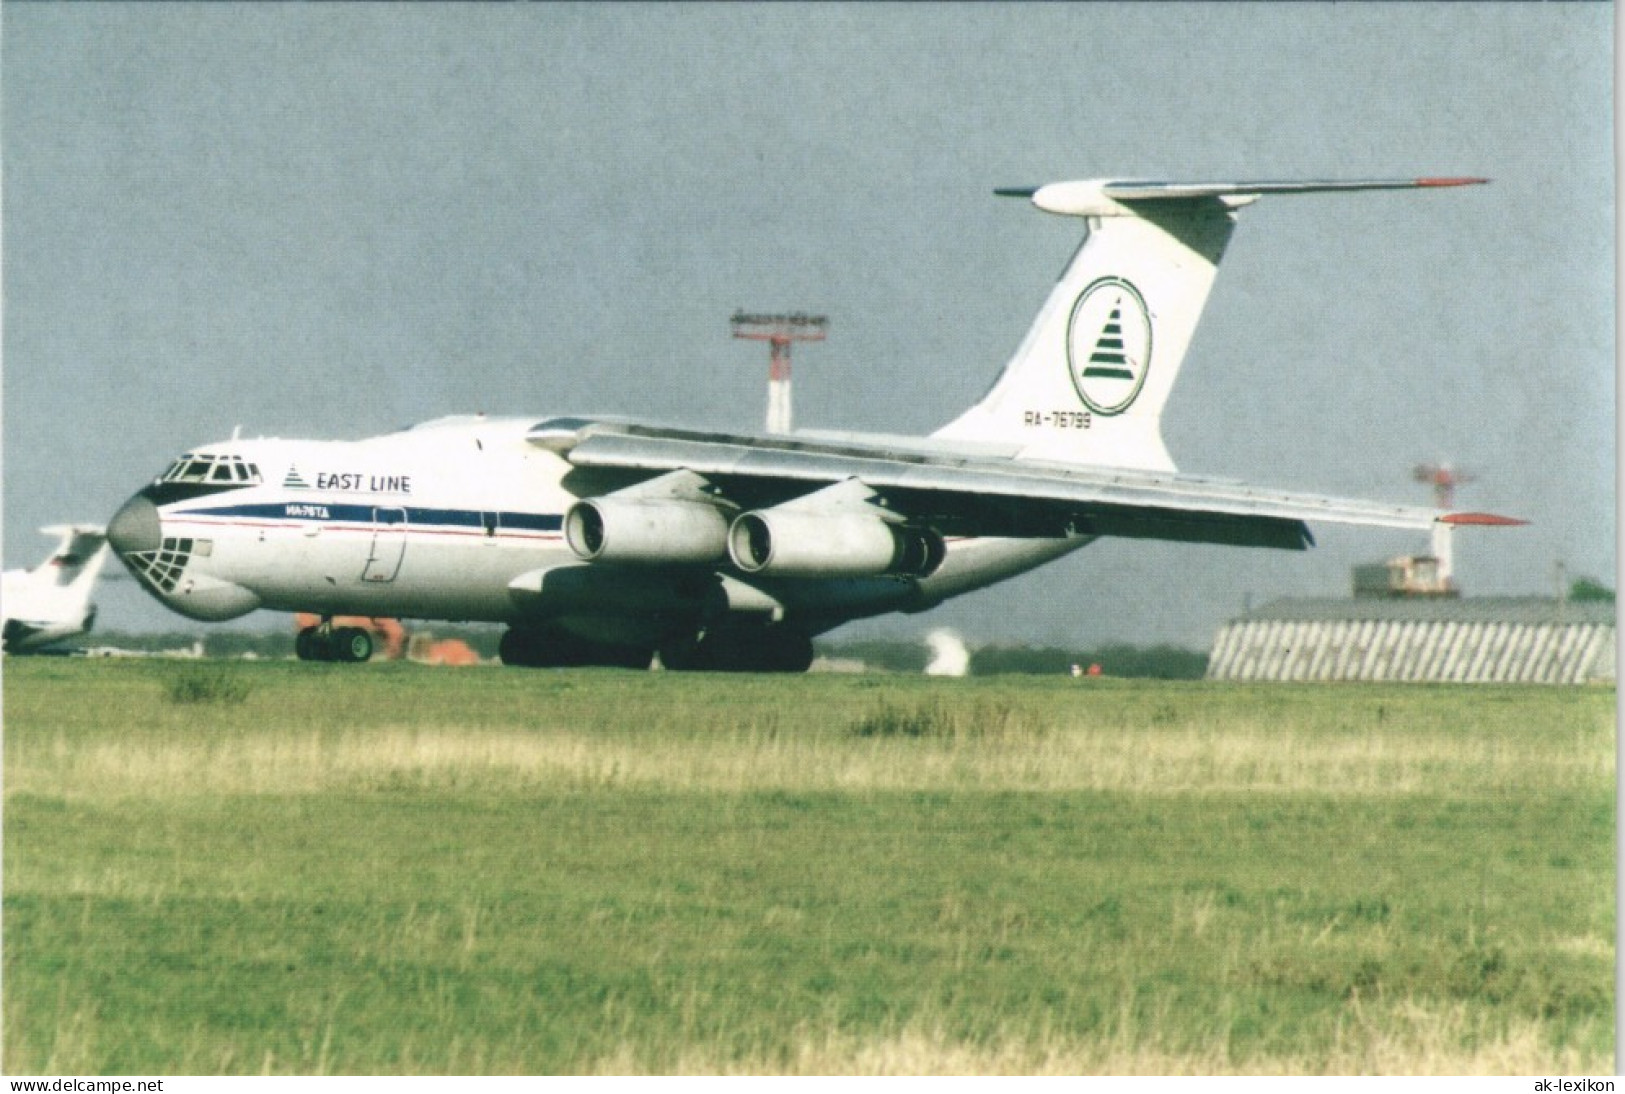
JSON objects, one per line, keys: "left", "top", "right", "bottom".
{"left": 1066, "top": 277, "right": 1153, "bottom": 416}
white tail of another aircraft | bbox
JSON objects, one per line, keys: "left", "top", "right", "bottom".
{"left": 934, "top": 178, "right": 1486, "bottom": 473}
{"left": 2, "top": 524, "right": 111, "bottom": 652}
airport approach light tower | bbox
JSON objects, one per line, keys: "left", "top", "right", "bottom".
{"left": 730, "top": 311, "right": 827, "bottom": 434}
{"left": 1413, "top": 463, "right": 1476, "bottom": 509}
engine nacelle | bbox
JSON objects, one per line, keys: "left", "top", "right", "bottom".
{"left": 565, "top": 497, "right": 730, "bottom": 565}
{"left": 728, "top": 510, "right": 945, "bottom": 578}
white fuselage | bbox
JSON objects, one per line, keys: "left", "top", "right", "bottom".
{"left": 1, "top": 569, "right": 101, "bottom": 651}
{"left": 164, "top": 418, "right": 579, "bottom": 622}
{"left": 112, "top": 416, "right": 1088, "bottom": 639}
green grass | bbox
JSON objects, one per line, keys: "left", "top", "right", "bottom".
{"left": 3, "top": 659, "right": 1614, "bottom": 1074}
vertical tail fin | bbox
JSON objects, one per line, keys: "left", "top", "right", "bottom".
{"left": 38, "top": 525, "right": 111, "bottom": 592}
{"left": 933, "top": 178, "right": 1486, "bottom": 473}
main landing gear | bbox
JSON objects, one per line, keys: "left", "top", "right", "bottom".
{"left": 295, "top": 618, "right": 374, "bottom": 663}
{"left": 496, "top": 624, "right": 814, "bottom": 673}
{"left": 498, "top": 626, "right": 653, "bottom": 669}
{"left": 657, "top": 627, "right": 814, "bottom": 674}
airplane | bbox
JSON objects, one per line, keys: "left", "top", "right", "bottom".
{"left": 105, "top": 177, "right": 1521, "bottom": 671}
{"left": 2, "top": 525, "right": 112, "bottom": 653}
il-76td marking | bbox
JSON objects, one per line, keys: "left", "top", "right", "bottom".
{"left": 1024, "top": 409, "right": 1093, "bottom": 430}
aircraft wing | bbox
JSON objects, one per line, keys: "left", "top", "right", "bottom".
{"left": 530, "top": 420, "right": 1512, "bottom": 551}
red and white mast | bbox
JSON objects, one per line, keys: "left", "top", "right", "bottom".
{"left": 731, "top": 311, "right": 828, "bottom": 434}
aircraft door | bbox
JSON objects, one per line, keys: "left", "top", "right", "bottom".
{"left": 362, "top": 507, "right": 407, "bottom": 583}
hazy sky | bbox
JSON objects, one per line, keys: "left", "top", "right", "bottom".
{"left": 2, "top": 3, "right": 1613, "bottom": 647}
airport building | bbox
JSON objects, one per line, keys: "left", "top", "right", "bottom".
{"left": 1206, "top": 597, "right": 1616, "bottom": 684}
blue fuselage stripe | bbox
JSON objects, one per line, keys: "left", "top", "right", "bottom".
{"left": 172, "top": 501, "right": 564, "bottom": 533}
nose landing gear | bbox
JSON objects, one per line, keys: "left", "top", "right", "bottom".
{"left": 295, "top": 618, "right": 374, "bottom": 663}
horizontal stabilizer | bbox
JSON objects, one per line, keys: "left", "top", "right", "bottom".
{"left": 1101, "top": 177, "right": 1487, "bottom": 200}
{"left": 996, "top": 177, "right": 1487, "bottom": 216}
{"left": 1439, "top": 511, "right": 1529, "bottom": 527}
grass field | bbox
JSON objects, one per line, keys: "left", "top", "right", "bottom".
{"left": 3, "top": 659, "right": 1614, "bottom": 1074}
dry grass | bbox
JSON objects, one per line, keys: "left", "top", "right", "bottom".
{"left": 590, "top": 1004, "right": 1605, "bottom": 1075}
{"left": 8, "top": 664, "right": 1610, "bottom": 802}
{"left": 8, "top": 712, "right": 1609, "bottom": 800}
{"left": 19, "top": 997, "right": 1591, "bottom": 1075}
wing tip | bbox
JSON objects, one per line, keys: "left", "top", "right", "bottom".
{"left": 1415, "top": 176, "right": 1490, "bottom": 188}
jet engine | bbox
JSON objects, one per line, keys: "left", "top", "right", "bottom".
{"left": 564, "top": 497, "right": 731, "bottom": 565}
{"left": 728, "top": 509, "right": 945, "bottom": 578}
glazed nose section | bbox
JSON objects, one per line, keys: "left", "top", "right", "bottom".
{"left": 107, "top": 493, "right": 161, "bottom": 557}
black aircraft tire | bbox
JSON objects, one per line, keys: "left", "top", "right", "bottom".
{"left": 502, "top": 627, "right": 651, "bottom": 670}
{"left": 657, "top": 635, "right": 706, "bottom": 672}
{"left": 601, "top": 643, "right": 654, "bottom": 670}
{"left": 498, "top": 628, "right": 531, "bottom": 667}
{"left": 500, "top": 629, "right": 560, "bottom": 668}
{"left": 660, "top": 629, "right": 813, "bottom": 674}
{"left": 500, "top": 628, "right": 556, "bottom": 667}
{"left": 763, "top": 631, "right": 815, "bottom": 674}
{"left": 295, "top": 628, "right": 318, "bottom": 662}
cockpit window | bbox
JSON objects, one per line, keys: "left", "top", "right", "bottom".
{"left": 160, "top": 454, "right": 263, "bottom": 486}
